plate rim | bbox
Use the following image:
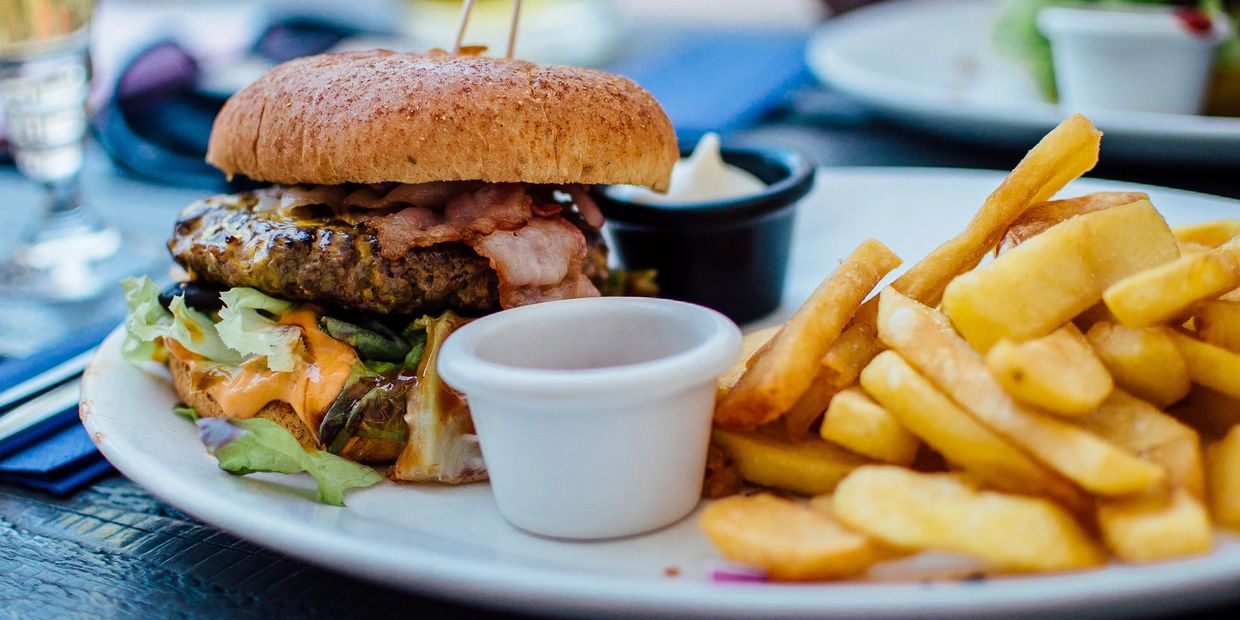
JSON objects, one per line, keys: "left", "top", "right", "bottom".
{"left": 81, "top": 167, "right": 1240, "bottom": 618}
{"left": 806, "top": 0, "right": 1240, "bottom": 145}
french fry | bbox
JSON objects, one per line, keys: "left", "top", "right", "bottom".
{"left": 1179, "top": 241, "right": 1213, "bottom": 256}
{"left": 816, "top": 115, "right": 1105, "bottom": 388}
{"left": 877, "top": 288, "right": 1165, "bottom": 496}
{"left": 715, "top": 239, "right": 901, "bottom": 431}
{"left": 819, "top": 387, "right": 919, "bottom": 466}
{"left": 1171, "top": 386, "right": 1240, "bottom": 441}
{"left": 822, "top": 307, "right": 883, "bottom": 388}
{"left": 699, "top": 494, "right": 893, "bottom": 580}
{"left": 1085, "top": 322, "right": 1190, "bottom": 408}
{"left": 860, "top": 351, "right": 1092, "bottom": 516}
{"left": 985, "top": 325, "right": 1113, "bottom": 417}
{"left": 717, "top": 326, "right": 780, "bottom": 398}
{"left": 702, "top": 443, "right": 744, "bottom": 499}
{"left": 891, "top": 114, "right": 1103, "bottom": 306}
{"left": 782, "top": 371, "right": 838, "bottom": 440}
{"left": 832, "top": 466, "right": 1106, "bottom": 572}
{"left": 1207, "top": 426, "right": 1240, "bottom": 528}
{"left": 1194, "top": 300, "right": 1240, "bottom": 353}
{"left": 1104, "top": 237, "right": 1240, "bottom": 328}
{"left": 1097, "top": 489, "right": 1213, "bottom": 563}
{"left": 998, "top": 191, "right": 1148, "bottom": 254}
{"left": 942, "top": 200, "right": 1180, "bottom": 351}
{"left": 1073, "top": 302, "right": 1121, "bottom": 332}
{"left": 1173, "top": 220, "right": 1240, "bottom": 248}
{"left": 712, "top": 428, "right": 871, "bottom": 496}
{"left": 1171, "top": 331, "right": 1240, "bottom": 400}
{"left": 1073, "top": 390, "right": 1204, "bottom": 499}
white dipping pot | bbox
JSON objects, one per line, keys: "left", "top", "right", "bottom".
{"left": 437, "top": 296, "right": 741, "bottom": 539}
{"left": 1038, "top": 6, "right": 1231, "bottom": 115}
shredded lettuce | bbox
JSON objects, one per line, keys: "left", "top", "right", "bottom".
{"left": 122, "top": 276, "right": 173, "bottom": 363}
{"left": 121, "top": 276, "right": 240, "bottom": 365}
{"left": 216, "top": 288, "right": 300, "bottom": 372}
{"left": 198, "top": 417, "right": 383, "bottom": 506}
{"left": 168, "top": 296, "right": 242, "bottom": 364}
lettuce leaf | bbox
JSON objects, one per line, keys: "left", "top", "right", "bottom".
{"left": 173, "top": 404, "right": 199, "bottom": 422}
{"left": 121, "top": 276, "right": 240, "bottom": 365}
{"left": 390, "top": 312, "right": 486, "bottom": 483}
{"left": 122, "top": 276, "right": 173, "bottom": 363}
{"left": 198, "top": 417, "right": 383, "bottom": 506}
{"left": 319, "top": 316, "right": 409, "bottom": 363}
{"left": 168, "top": 296, "right": 241, "bottom": 364}
{"left": 216, "top": 288, "right": 300, "bottom": 372}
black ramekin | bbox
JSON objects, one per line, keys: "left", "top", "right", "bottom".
{"left": 593, "top": 144, "right": 816, "bottom": 324}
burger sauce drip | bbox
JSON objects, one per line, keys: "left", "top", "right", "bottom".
{"left": 176, "top": 308, "right": 358, "bottom": 435}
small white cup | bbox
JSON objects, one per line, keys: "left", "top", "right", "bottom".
{"left": 1038, "top": 6, "right": 1231, "bottom": 115}
{"left": 438, "top": 296, "right": 741, "bottom": 539}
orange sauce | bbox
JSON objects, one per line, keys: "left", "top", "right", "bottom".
{"left": 169, "top": 306, "right": 358, "bottom": 434}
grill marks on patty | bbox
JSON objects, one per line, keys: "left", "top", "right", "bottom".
{"left": 170, "top": 188, "right": 607, "bottom": 316}
{"left": 169, "top": 193, "right": 493, "bottom": 315}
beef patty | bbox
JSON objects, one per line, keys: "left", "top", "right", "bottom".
{"left": 169, "top": 193, "right": 607, "bottom": 315}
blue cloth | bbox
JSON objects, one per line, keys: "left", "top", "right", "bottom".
{"left": 607, "top": 30, "right": 812, "bottom": 144}
{"left": 0, "top": 405, "right": 113, "bottom": 495}
{"left": 0, "top": 319, "right": 115, "bottom": 392}
{"left": 0, "top": 421, "right": 101, "bottom": 475}
{"left": 0, "top": 456, "right": 113, "bottom": 495}
{"left": 0, "top": 320, "right": 117, "bottom": 495}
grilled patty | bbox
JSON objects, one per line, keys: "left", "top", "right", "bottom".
{"left": 169, "top": 193, "right": 606, "bottom": 315}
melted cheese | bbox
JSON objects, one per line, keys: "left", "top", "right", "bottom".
{"left": 172, "top": 307, "right": 358, "bottom": 437}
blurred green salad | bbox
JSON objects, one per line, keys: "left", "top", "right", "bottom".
{"left": 994, "top": 0, "right": 1240, "bottom": 114}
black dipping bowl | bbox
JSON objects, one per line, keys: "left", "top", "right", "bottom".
{"left": 593, "top": 145, "right": 815, "bottom": 324}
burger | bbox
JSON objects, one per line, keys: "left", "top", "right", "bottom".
{"left": 122, "top": 50, "right": 677, "bottom": 484}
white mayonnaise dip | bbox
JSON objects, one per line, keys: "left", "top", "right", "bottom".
{"left": 609, "top": 133, "right": 765, "bottom": 205}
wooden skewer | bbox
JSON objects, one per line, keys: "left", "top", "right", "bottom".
{"left": 452, "top": 0, "right": 478, "bottom": 53}
{"left": 506, "top": 0, "right": 523, "bottom": 58}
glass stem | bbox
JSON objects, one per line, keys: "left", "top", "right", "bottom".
{"left": 43, "top": 175, "right": 82, "bottom": 215}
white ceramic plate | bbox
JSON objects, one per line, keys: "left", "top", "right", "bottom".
{"left": 806, "top": 0, "right": 1240, "bottom": 167}
{"left": 82, "top": 168, "right": 1240, "bottom": 618}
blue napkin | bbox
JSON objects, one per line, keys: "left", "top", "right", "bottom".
{"left": 0, "top": 420, "right": 99, "bottom": 474}
{"left": 607, "top": 30, "right": 812, "bottom": 145}
{"left": 0, "top": 319, "right": 118, "bottom": 494}
{"left": 0, "top": 454, "right": 113, "bottom": 495}
{"left": 0, "top": 319, "right": 116, "bottom": 392}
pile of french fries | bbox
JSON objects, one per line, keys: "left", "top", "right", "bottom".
{"left": 700, "top": 114, "right": 1240, "bottom": 581}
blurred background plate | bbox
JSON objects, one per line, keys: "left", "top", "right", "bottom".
{"left": 83, "top": 167, "right": 1240, "bottom": 619}
{"left": 806, "top": 0, "right": 1240, "bottom": 167}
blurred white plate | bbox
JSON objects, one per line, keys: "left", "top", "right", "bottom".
{"left": 807, "top": 0, "right": 1240, "bottom": 167}
{"left": 82, "top": 168, "right": 1240, "bottom": 618}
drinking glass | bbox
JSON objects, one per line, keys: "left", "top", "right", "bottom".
{"left": 0, "top": 0, "right": 143, "bottom": 302}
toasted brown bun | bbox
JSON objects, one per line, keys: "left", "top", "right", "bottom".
{"left": 169, "top": 356, "right": 400, "bottom": 464}
{"left": 206, "top": 50, "right": 678, "bottom": 191}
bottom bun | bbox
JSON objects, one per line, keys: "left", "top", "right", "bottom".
{"left": 169, "top": 356, "right": 401, "bottom": 464}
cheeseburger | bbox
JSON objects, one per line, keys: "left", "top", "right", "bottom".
{"left": 122, "top": 50, "right": 677, "bottom": 483}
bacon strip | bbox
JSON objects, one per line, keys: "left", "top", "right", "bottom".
{"left": 566, "top": 185, "right": 605, "bottom": 229}
{"left": 372, "top": 184, "right": 534, "bottom": 260}
{"left": 271, "top": 182, "right": 603, "bottom": 307}
{"left": 473, "top": 218, "right": 600, "bottom": 307}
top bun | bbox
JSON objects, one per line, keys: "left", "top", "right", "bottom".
{"left": 206, "top": 50, "right": 678, "bottom": 191}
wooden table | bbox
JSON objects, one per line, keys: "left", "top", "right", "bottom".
{"left": 2, "top": 86, "right": 1238, "bottom": 618}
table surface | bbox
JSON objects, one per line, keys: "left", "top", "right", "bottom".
{"left": 3, "top": 81, "right": 1239, "bottom": 619}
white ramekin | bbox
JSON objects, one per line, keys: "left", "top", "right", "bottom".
{"left": 437, "top": 296, "right": 742, "bottom": 540}
{"left": 1038, "top": 6, "right": 1231, "bottom": 115}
